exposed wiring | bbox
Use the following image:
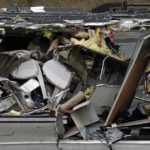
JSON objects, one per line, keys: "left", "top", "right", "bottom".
{"left": 100, "top": 56, "right": 109, "bottom": 80}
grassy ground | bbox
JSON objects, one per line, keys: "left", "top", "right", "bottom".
{"left": 0, "top": 0, "right": 149, "bottom": 10}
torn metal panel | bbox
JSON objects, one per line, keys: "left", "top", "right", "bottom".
{"left": 0, "top": 77, "right": 35, "bottom": 110}
{"left": 91, "top": 84, "right": 119, "bottom": 115}
{"left": 0, "top": 96, "right": 16, "bottom": 112}
{"left": 71, "top": 101, "right": 99, "bottom": 140}
{"left": 59, "top": 47, "right": 88, "bottom": 84}
{"left": 43, "top": 59, "right": 72, "bottom": 90}
{"left": 91, "top": 84, "right": 150, "bottom": 116}
{"left": 59, "top": 45, "right": 127, "bottom": 65}
{"left": 0, "top": 50, "right": 31, "bottom": 77}
{"left": 0, "top": 50, "right": 44, "bottom": 78}
{"left": 105, "top": 33, "right": 150, "bottom": 125}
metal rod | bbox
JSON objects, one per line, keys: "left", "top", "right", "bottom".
{"left": 135, "top": 96, "right": 150, "bottom": 103}
{"left": 128, "top": 3, "right": 150, "bottom": 7}
{"left": 100, "top": 56, "right": 109, "bottom": 80}
{"left": 23, "top": 89, "right": 70, "bottom": 115}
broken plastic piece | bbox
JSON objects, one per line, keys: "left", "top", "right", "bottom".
{"left": 21, "top": 79, "right": 40, "bottom": 93}
{"left": 43, "top": 59, "right": 72, "bottom": 90}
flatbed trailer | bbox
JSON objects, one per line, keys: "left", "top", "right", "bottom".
{"left": 0, "top": 5, "right": 150, "bottom": 150}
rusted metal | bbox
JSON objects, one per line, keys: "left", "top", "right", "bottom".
{"left": 105, "top": 33, "right": 150, "bottom": 125}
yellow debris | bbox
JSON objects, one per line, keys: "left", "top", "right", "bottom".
{"left": 147, "top": 82, "right": 150, "bottom": 93}
{"left": 43, "top": 27, "right": 53, "bottom": 39}
{"left": 85, "top": 59, "right": 94, "bottom": 69}
{"left": 0, "top": 28, "right": 5, "bottom": 35}
{"left": 84, "top": 86, "right": 94, "bottom": 100}
{"left": 71, "top": 27, "right": 124, "bottom": 60}
{"left": 113, "top": 53, "right": 124, "bottom": 60}
{"left": 75, "top": 32, "right": 89, "bottom": 38}
{"left": 0, "top": 8, "right": 7, "bottom": 12}
{"left": 7, "top": 110, "right": 21, "bottom": 116}
{"left": 71, "top": 38, "right": 85, "bottom": 45}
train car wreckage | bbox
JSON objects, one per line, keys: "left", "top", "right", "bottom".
{"left": 1, "top": 2, "right": 150, "bottom": 149}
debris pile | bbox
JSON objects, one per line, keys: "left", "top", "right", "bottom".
{"left": 0, "top": 24, "right": 127, "bottom": 140}
{"left": 0, "top": 4, "right": 150, "bottom": 149}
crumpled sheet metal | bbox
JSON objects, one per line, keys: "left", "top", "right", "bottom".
{"left": 0, "top": 50, "right": 44, "bottom": 78}
{"left": 110, "top": 19, "right": 150, "bottom": 32}
{"left": 0, "top": 77, "right": 35, "bottom": 109}
{"left": 0, "top": 51, "right": 30, "bottom": 77}
{"left": 0, "top": 9, "right": 118, "bottom": 29}
{"left": 59, "top": 47, "right": 88, "bottom": 84}
{"left": 1, "top": 17, "right": 148, "bottom": 31}
{"left": 0, "top": 96, "right": 16, "bottom": 113}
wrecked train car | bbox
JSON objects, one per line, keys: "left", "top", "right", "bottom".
{"left": 0, "top": 3, "right": 150, "bottom": 150}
